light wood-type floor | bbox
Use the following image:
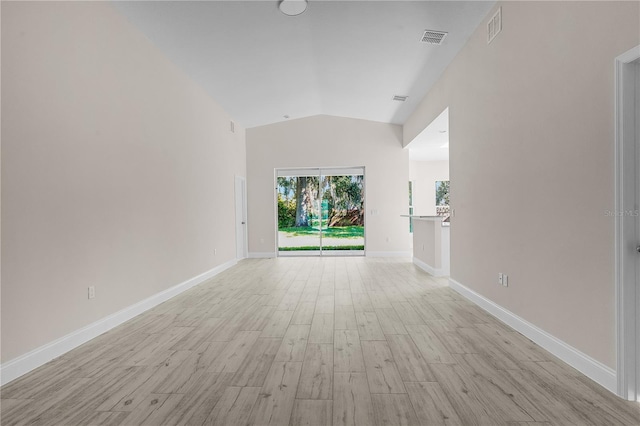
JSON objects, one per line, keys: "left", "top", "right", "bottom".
{"left": 2, "top": 257, "right": 639, "bottom": 425}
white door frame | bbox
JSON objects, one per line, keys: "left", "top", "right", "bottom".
{"left": 614, "top": 45, "right": 640, "bottom": 401}
{"left": 274, "top": 167, "right": 366, "bottom": 257}
{"left": 235, "top": 176, "right": 248, "bottom": 259}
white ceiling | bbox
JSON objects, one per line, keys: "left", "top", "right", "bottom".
{"left": 406, "top": 107, "right": 449, "bottom": 161}
{"left": 114, "top": 1, "right": 494, "bottom": 129}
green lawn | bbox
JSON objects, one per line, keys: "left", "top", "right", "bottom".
{"left": 279, "top": 245, "right": 365, "bottom": 251}
{"left": 278, "top": 225, "right": 364, "bottom": 238}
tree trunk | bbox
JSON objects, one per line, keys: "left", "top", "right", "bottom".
{"left": 294, "top": 176, "right": 309, "bottom": 227}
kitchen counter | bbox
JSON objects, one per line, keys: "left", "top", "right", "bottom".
{"left": 403, "top": 215, "right": 450, "bottom": 276}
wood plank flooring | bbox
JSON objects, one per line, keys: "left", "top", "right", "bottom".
{"left": 1, "top": 257, "right": 639, "bottom": 425}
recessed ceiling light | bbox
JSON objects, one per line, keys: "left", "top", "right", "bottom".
{"left": 392, "top": 95, "right": 408, "bottom": 102}
{"left": 279, "top": 0, "right": 308, "bottom": 16}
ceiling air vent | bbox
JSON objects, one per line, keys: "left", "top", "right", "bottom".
{"left": 420, "top": 30, "right": 447, "bottom": 45}
{"left": 487, "top": 7, "right": 502, "bottom": 44}
{"left": 392, "top": 95, "right": 409, "bottom": 102}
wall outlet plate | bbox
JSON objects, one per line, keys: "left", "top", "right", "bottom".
{"left": 88, "top": 286, "right": 96, "bottom": 299}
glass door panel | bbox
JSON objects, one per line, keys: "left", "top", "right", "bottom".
{"left": 319, "top": 172, "right": 365, "bottom": 255}
{"left": 277, "top": 172, "right": 321, "bottom": 255}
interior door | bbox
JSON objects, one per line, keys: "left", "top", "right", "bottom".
{"left": 635, "top": 59, "right": 640, "bottom": 401}
{"left": 618, "top": 54, "right": 640, "bottom": 401}
{"left": 235, "top": 176, "right": 247, "bottom": 259}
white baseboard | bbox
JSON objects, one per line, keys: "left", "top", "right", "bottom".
{"left": 0, "top": 259, "right": 237, "bottom": 386}
{"left": 366, "top": 251, "right": 412, "bottom": 258}
{"left": 448, "top": 278, "right": 617, "bottom": 394}
{"left": 413, "top": 257, "right": 444, "bottom": 277}
{"left": 248, "top": 252, "right": 276, "bottom": 258}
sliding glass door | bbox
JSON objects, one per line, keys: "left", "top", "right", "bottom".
{"left": 276, "top": 167, "right": 365, "bottom": 256}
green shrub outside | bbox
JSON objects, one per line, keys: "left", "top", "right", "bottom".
{"left": 278, "top": 195, "right": 296, "bottom": 229}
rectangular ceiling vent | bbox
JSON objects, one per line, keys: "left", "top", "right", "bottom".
{"left": 420, "top": 30, "right": 447, "bottom": 45}
{"left": 487, "top": 7, "right": 502, "bottom": 44}
{"left": 392, "top": 95, "right": 409, "bottom": 102}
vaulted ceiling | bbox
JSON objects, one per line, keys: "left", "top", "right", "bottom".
{"left": 115, "top": 1, "right": 494, "bottom": 129}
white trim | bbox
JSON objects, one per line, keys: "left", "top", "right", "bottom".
{"left": 276, "top": 166, "right": 365, "bottom": 177}
{"left": 0, "top": 260, "right": 237, "bottom": 386}
{"left": 249, "top": 252, "right": 276, "bottom": 258}
{"left": 449, "top": 278, "right": 617, "bottom": 394}
{"left": 615, "top": 44, "right": 640, "bottom": 401}
{"left": 321, "top": 250, "right": 364, "bottom": 257}
{"left": 413, "top": 257, "right": 445, "bottom": 277}
{"left": 366, "top": 251, "right": 412, "bottom": 258}
{"left": 278, "top": 250, "right": 321, "bottom": 257}
{"left": 273, "top": 169, "right": 279, "bottom": 258}
{"left": 616, "top": 45, "right": 640, "bottom": 64}
{"left": 279, "top": 250, "right": 365, "bottom": 258}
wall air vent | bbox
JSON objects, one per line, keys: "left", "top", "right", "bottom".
{"left": 392, "top": 95, "right": 409, "bottom": 102}
{"left": 487, "top": 7, "right": 502, "bottom": 44}
{"left": 420, "top": 30, "right": 447, "bottom": 45}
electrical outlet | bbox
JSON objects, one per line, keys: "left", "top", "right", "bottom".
{"left": 498, "top": 273, "right": 503, "bottom": 286}
{"left": 88, "top": 286, "right": 95, "bottom": 299}
{"left": 503, "top": 274, "right": 509, "bottom": 287}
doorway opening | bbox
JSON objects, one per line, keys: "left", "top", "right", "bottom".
{"left": 615, "top": 45, "right": 640, "bottom": 401}
{"left": 276, "top": 167, "right": 365, "bottom": 256}
{"left": 405, "top": 107, "right": 451, "bottom": 276}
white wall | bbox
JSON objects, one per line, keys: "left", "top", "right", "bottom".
{"left": 1, "top": 2, "right": 246, "bottom": 363}
{"left": 409, "top": 160, "right": 449, "bottom": 216}
{"left": 404, "top": 1, "right": 640, "bottom": 368}
{"left": 246, "top": 115, "right": 410, "bottom": 256}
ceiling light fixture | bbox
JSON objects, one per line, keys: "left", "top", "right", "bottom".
{"left": 279, "top": 0, "right": 308, "bottom": 16}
